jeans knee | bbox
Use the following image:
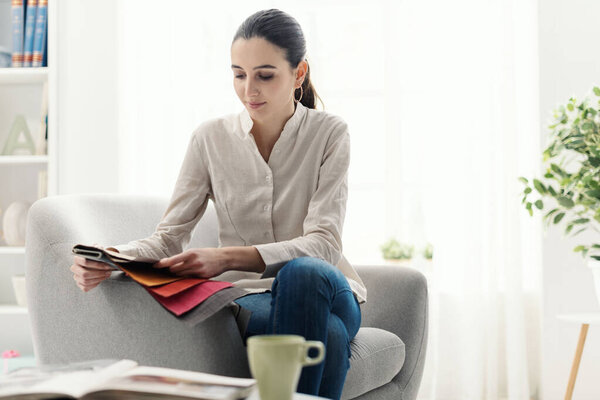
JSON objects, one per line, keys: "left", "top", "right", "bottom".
{"left": 277, "top": 257, "right": 342, "bottom": 288}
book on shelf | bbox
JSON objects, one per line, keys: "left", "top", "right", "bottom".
{"left": 0, "top": 358, "right": 256, "bottom": 400}
{"left": 36, "top": 81, "right": 48, "bottom": 155}
{"left": 31, "top": 0, "right": 47, "bottom": 68}
{"left": 22, "top": 0, "right": 38, "bottom": 67}
{"left": 11, "top": 0, "right": 25, "bottom": 67}
{"left": 37, "top": 170, "right": 47, "bottom": 198}
{"left": 10, "top": 0, "right": 47, "bottom": 68}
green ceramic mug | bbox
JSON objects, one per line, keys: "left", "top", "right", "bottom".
{"left": 247, "top": 335, "right": 325, "bottom": 400}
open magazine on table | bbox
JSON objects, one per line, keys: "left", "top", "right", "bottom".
{"left": 0, "top": 359, "right": 255, "bottom": 400}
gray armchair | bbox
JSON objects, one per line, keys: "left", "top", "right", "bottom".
{"left": 25, "top": 194, "right": 428, "bottom": 399}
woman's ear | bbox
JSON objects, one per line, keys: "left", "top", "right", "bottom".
{"left": 296, "top": 60, "right": 308, "bottom": 86}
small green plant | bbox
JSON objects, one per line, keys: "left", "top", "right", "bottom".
{"left": 520, "top": 86, "right": 600, "bottom": 261}
{"left": 380, "top": 238, "right": 414, "bottom": 260}
{"left": 422, "top": 243, "right": 434, "bottom": 260}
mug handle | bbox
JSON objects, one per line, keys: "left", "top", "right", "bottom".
{"left": 302, "top": 341, "right": 325, "bottom": 366}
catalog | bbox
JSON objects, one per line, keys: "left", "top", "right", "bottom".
{"left": 0, "top": 359, "right": 255, "bottom": 400}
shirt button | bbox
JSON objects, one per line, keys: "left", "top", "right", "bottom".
{"left": 264, "top": 232, "right": 269, "bottom": 237}
{"left": 263, "top": 204, "right": 271, "bottom": 211}
{"left": 266, "top": 175, "right": 272, "bottom": 183}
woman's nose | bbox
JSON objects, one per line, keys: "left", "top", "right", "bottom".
{"left": 245, "top": 80, "right": 259, "bottom": 97}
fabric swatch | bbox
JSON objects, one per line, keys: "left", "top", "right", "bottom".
{"left": 149, "top": 278, "right": 208, "bottom": 298}
{"left": 146, "top": 280, "right": 233, "bottom": 316}
{"left": 180, "top": 287, "right": 252, "bottom": 327}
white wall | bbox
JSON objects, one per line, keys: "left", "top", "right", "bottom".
{"left": 539, "top": 1, "right": 600, "bottom": 399}
{"left": 56, "top": 0, "right": 119, "bottom": 194}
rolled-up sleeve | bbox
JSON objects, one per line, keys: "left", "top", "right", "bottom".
{"left": 112, "top": 132, "right": 211, "bottom": 259}
{"left": 254, "top": 124, "right": 350, "bottom": 271}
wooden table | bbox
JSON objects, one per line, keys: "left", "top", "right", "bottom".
{"left": 557, "top": 313, "right": 600, "bottom": 400}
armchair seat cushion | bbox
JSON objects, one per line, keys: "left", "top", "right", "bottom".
{"left": 343, "top": 327, "right": 405, "bottom": 399}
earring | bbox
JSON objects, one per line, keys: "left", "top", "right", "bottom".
{"left": 294, "top": 86, "right": 304, "bottom": 104}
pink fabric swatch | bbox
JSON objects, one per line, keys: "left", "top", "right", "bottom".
{"left": 145, "top": 280, "right": 233, "bottom": 316}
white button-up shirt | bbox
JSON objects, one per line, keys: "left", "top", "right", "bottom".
{"left": 113, "top": 101, "right": 367, "bottom": 303}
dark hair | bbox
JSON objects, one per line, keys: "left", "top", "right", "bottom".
{"left": 232, "top": 9, "right": 323, "bottom": 110}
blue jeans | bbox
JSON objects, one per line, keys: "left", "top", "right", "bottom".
{"left": 234, "top": 257, "right": 361, "bottom": 400}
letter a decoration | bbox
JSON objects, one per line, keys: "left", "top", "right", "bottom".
{"left": 2, "top": 115, "right": 36, "bottom": 155}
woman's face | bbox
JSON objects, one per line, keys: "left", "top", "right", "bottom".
{"left": 231, "top": 37, "right": 305, "bottom": 123}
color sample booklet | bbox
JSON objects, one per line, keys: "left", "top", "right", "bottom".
{"left": 72, "top": 244, "right": 183, "bottom": 287}
{"left": 0, "top": 359, "right": 255, "bottom": 400}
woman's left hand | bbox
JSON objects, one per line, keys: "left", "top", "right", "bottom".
{"left": 153, "top": 248, "right": 228, "bottom": 279}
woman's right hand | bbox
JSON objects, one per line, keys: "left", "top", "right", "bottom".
{"left": 70, "top": 244, "right": 117, "bottom": 292}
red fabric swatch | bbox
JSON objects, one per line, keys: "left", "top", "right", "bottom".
{"left": 145, "top": 280, "right": 233, "bottom": 316}
{"left": 149, "top": 278, "right": 208, "bottom": 298}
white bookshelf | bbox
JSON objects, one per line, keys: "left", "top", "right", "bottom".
{"left": 0, "top": 67, "right": 47, "bottom": 84}
{"left": 0, "top": 246, "right": 25, "bottom": 255}
{"left": 0, "top": 155, "right": 48, "bottom": 164}
{"left": 0, "top": 0, "right": 57, "bottom": 359}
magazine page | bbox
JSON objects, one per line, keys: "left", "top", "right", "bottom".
{"left": 0, "top": 359, "right": 137, "bottom": 399}
{"left": 85, "top": 366, "right": 256, "bottom": 400}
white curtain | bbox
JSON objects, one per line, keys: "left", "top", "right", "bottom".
{"left": 388, "top": 1, "right": 543, "bottom": 399}
{"left": 116, "top": 1, "right": 543, "bottom": 398}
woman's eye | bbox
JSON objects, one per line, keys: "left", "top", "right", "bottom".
{"left": 234, "top": 75, "right": 273, "bottom": 80}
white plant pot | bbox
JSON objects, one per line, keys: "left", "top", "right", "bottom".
{"left": 588, "top": 259, "right": 600, "bottom": 309}
{"left": 11, "top": 274, "right": 27, "bottom": 307}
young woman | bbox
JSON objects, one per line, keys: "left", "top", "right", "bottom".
{"left": 70, "top": 9, "right": 367, "bottom": 399}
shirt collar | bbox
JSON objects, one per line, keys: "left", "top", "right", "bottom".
{"left": 238, "top": 101, "right": 307, "bottom": 139}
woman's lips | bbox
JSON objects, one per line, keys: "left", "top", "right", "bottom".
{"left": 248, "top": 102, "right": 265, "bottom": 109}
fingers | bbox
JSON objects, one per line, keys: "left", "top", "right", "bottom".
{"left": 73, "top": 270, "right": 111, "bottom": 292}
{"left": 167, "top": 261, "right": 188, "bottom": 273}
{"left": 154, "top": 252, "right": 189, "bottom": 268}
{"left": 70, "top": 263, "right": 113, "bottom": 280}
{"left": 73, "top": 256, "right": 113, "bottom": 271}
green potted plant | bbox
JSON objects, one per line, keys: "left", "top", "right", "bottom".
{"left": 380, "top": 238, "right": 414, "bottom": 265}
{"left": 421, "top": 243, "right": 434, "bottom": 261}
{"left": 520, "top": 86, "right": 600, "bottom": 306}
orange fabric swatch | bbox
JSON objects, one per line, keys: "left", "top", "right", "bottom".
{"left": 149, "top": 278, "right": 208, "bottom": 298}
{"left": 119, "top": 262, "right": 184, "bottom": 287}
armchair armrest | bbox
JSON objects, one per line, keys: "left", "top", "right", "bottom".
{"left": 355, "top": 265, "right": 428, "bottom": 400}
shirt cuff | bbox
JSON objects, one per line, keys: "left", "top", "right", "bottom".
{"left": 110, "top": 244, "right": 140, "bottom": 257}
{"left": 253, "top": 242, "right": 292, "bottom": 278}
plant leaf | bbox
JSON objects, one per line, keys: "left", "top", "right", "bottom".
{"left": 535, "top": 200, "right": 544, "bottom": 210}
{"left": 557, "top": 196, "right": 575, "bottom": 208}
{"left": 585, "top": 189, "right": 600, "bottom": 199}
{"left": 518, "top": 177, "right": 528, "bottom": 184}
{"left": 572, "top": 218, "right": 590, "bottom": 224}
{"left": 554, "top": 212, "right": 565, "bottom": 224}
{"left": 533, "top": 179, "right": 547, "bottom": 195}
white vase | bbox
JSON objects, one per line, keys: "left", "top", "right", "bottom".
{"left": 11, "top": 274, "right": 27, "bottom": 307}
{"left": 2, "top": 201, "right": 31, "bottom": 246}
{"left": 588, "top": 259, "right": 600, "bottom": 309}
